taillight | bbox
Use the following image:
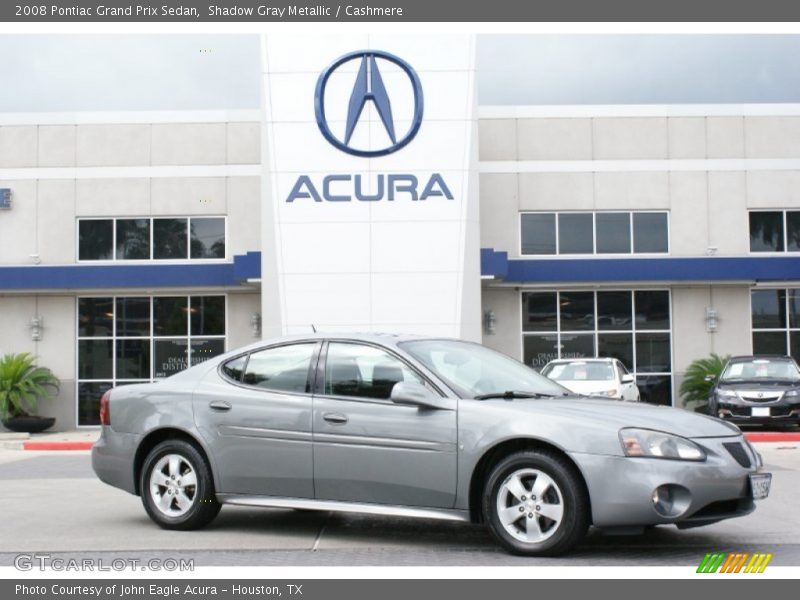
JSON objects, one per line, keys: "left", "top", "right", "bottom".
{"left": 99, "top": 390, "right": 111, "bottom": 426}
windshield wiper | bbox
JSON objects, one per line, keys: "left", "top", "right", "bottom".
{"left": 474, "top": 390, "right": 557, "bottom": 400}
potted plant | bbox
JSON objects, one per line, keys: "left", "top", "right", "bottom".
{"left": 0, "top": 353, "right": 60, "bottom": 433}
{"left": 679, "top": 353, "right": 729, "bottom": 414}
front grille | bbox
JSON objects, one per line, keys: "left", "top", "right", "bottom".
{"left": 740, "top": 394, "right": 782, "bottom": 403}
{"left": 723, "top": 442, "right": 752, "bottom": 468}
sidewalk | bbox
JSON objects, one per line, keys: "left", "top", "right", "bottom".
{"left": 0, "top": 429, "right": 99, "bottom": 451}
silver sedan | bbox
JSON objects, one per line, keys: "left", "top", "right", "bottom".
{"left": 92, "top": 334, "right": 771, "bottom": 556}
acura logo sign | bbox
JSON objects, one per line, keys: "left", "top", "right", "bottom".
{"left": 314, "top": 50, "right": 424, "bottom": 157}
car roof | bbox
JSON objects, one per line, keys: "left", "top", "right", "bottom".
{"left": 231, "top": 331, "right": 451, "bottom": 354}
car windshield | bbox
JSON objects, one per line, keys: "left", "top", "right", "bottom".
{"left": 542, "top": 362, "right": 615, "bottom": 382}
{"left": 721, "top": 359, "right": 800, "bottom": 383}
{"left": 400, "top": 339, "right": 569, "bottom": 399}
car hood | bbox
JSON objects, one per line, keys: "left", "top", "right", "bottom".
{"left": 482, "top": 395, "right": 740, "bottom": 438}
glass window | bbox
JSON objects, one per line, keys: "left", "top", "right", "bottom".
{"left": 522, "top": 292, "right": 557, "bottom": 332}
{"left": 521, "top": 213, "right": 556, "bottom": 255}
{"left": 636, "top": 375, "right": 672, "bottom": 406}
{"left": 153, "top": 218, "right": 188, "bottom": 260}
{"left": 78, "top": 298, "right": 113, "bottom": 337}
{"left": 78, "top": 340, "right": 113, "bottom": 380}
{"left": 558, "top": 213, "right": 593, "bottom": 254}
{"left": 597, "top": 291, "right": 632, "bottom": 330}
{"left": 222, "top": 355, "right": 247, "bottom": 382}
{"left": 190, "top": 339, "right": 225, "bottom": 366}
{"left": 633, "top": 213, "right": 668, "bottom": 253}
{"left": 116, "top": 219, "right": 150, "bottom": 260}
{"left": 596, "top": 213, "right": 631, "bottom": 254}
{"left": 790, "top": 333, "right": 800, "bottom": 363}
{"left": 116, "top": 339, "right": 150, "bottom": 379}
{"left": 243, "top": 344, "right": 316, "bottom": 393}
{"left": 787, "top": 212, "right": 800, "bottom": 252}
{"left": 752, "top": 331, "right": 787, "bottom": 356}
{"left": 560, "top": 334, "right": 595, "bottom": 359}
{"left": 153, "top": 339, "right": 189, "bottom": 379}
{"left": 790, "top": 290, "right": 800, "bottom": 329}
{"left": 78, "top": 381, "right": 112, "bottom": 427}
{"left": 750, "top": 212, "right": 784, "bottom": 252}
{"left": 751, "top": 289, "right": 787, "bottom": 329}
{"left": 190, "top": 218, "right": 226, "bottom": 259}
{"left": 116, "top": 297, "right": 150, "bottom": 337}
{"left": 634, "top": 291, "right": 670, "bottom": 330}
{"left": 635, "top": 333, "right": 672, "bottom": 373}
{"left": 598, "top": 333, "right": 634, "bottom": 371}
{"left": 523, "top": 334, "right": 560, "bottom": 371}
{"left": 325, "top": 343, "right": 423, "bottom": 400}
{"left": 559, "top": 292, "right": 594, "bottom": 331}
{"left": 190, "top": 296, "right": 225, "bottom": 336}
{"left": 78, "top": 295, "right": 227, "bottom": 423}
{"left": 153, "top": 297, "right": 188, "bottom": 336}
{"left": 78, "top": 220, "right": 113, "bottom": 261}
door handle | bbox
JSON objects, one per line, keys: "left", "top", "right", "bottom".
{"left": 209, "top": 400, "right": 232, "bottom": 412}
{"left": 323, "top": 412, "right": 348, "bottom": 424}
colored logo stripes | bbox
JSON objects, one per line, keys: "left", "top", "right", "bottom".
{"left": 697, "top": 552, "right": 773, "bottom": 573}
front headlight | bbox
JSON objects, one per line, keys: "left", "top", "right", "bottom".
{"left": 784, "top": 389, "right": 799, "bottom": 398}
{"left": 717, "top": 389, "right": 737, "bottom": 399}
{"left": 619, "top": 428, "right": 706, "bottom": 461}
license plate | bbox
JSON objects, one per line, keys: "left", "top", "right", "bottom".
{"left": 752, "top": 407, "right": 771, "bottom": 417}
{"left": 750, "top": 473, "right": 772, "bottom": 500}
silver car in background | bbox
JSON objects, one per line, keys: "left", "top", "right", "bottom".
{"left": 92, "top": 334, "right": 770, "bottom": 556}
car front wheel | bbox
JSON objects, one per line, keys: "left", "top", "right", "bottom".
{"left": 140, "top": 439, "right": 221, "bottom": 530}
{"left": 482, "top": 449, "right": 589, "bottom": 556}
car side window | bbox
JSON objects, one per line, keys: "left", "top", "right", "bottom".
{"left": 325, "top": 342, "right": 424, "bottom": 400}
{"left": 242, "top": 343, "right": 316, "bottom": 393}
{"left": 221, "top": 355, "right": 247, "bottom": 382}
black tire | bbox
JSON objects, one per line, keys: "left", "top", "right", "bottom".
{"left": 140, "top": 439, "right": 221, "bottom": 530}
{"left": 482, "top": 449, "right": 589, "bottom": 556}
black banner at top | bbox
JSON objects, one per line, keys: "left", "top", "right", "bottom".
{"left": 4, "top": 0, "right": 800, "bottom": 22}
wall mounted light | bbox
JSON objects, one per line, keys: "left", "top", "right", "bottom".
{"left": 251, "top": 312, "right": 262, "bottom": 338}
{"left": 705, "top": 306, "right": 718, "bottom": 333}
{"left": 484, "top": 309, "right": 496, "bottom": 335}
{"left": 29, "top": 316, "right": 43, "bottom": 341}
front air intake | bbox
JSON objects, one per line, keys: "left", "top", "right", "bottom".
{"left": 723, "top": 442, "right": 752, "bottom": 468}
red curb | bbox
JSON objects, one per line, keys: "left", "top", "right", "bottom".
{"left": 22, "top": 441, "right": 94, "bottom": 451}
{"left": 744, "top": 432, "right": 800, "bottom": 443}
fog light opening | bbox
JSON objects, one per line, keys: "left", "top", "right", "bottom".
{"left": 651, "top": 484, "right": 691, "bottom": 518}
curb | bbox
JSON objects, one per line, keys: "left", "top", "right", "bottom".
{"left": 21, "top": 441, "right": 95, "bottom": 451}
{"left": 744, "top": 432, "right": 800, "bottom": 443}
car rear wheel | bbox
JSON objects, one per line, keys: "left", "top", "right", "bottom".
{"left": 482, "top": 449, "right": 589, "bottom": 556}
{"left": 140, "top": 439, "right": 220, "bottom": 530}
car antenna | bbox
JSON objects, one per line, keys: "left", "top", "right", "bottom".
{"left": 311, "top": 324, "right": 317, "bottom": 333}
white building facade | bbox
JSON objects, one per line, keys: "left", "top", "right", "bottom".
{"left": 2, "top": 35, "right": 800, "bottom": 428}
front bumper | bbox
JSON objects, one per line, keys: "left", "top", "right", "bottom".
{"left": 91, "top": 426, "right": 142, "bottom": 495}
{"left": 570, "top": 435, "right": 761, "bottom": 529}
{"left": 717, "top": 398, "right": 800, "bottom": 425}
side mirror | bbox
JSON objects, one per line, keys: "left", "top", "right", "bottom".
{"left": 390, "top": 381, "right": 453, "bottom": 411}
{"left": 621, "top": 374, "right": 635, "bottom": 384}
{"left": 704, "top": 374, "right": 717, "bottom": 383}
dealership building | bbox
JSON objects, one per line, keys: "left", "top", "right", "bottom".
{"left": 2, "top": 34, "right": 800, "bottom": 429}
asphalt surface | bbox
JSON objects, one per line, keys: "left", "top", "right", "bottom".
{"left": 1, "top": 444, "right": 799, "bottom": 567}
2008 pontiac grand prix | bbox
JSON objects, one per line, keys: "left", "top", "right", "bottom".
{"left": 92, "top": 334, "right": 771, "bottom": 555}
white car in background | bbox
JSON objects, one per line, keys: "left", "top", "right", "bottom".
{"left": 541, "top": 358, "right": 641, "bottom": 402}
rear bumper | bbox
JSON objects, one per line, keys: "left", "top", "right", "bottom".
{"left": 570, "top": 435, "right": 760, "bottom": 529}
{"left": 91, "top": 427, "right": 141, "bottom": 495}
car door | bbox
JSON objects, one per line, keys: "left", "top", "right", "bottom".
{"left": 615, "top": 360, "right": 637, "bottom": 401}
{"left": 192, "top": 342, "right": 320, "bottom": 497}
{"left": 312, "top": 341, "right": 458, "bottom": 508}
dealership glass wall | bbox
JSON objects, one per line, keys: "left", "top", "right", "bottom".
{"left": 76, "top": 295, "right": 226, "bottom": 425}
{"left": 522, "top": 290, "right": 672, "bottom": 405}
{"left": 751, "top": 288, "right": 800, "bottom": 359}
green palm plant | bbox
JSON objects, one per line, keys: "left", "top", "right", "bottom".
{"left": 0, "top": 353, "right": 59, "bottom": 420}
{"left": 679, "top": 353, "right": 729, "bottom": 412}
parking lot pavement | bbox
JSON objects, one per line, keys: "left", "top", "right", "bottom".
{"left": 1, "top": 443, "right": 798, "bottom": 567}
